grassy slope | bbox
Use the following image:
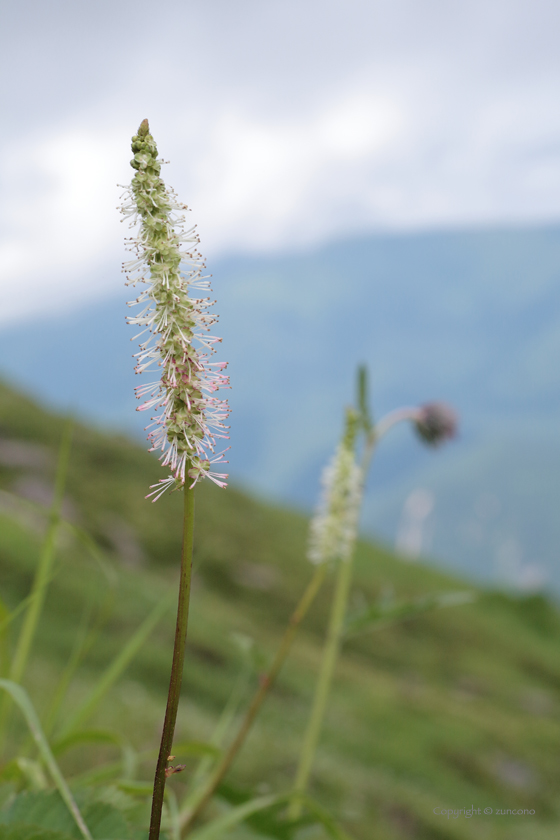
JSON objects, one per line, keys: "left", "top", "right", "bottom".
{"left": 0, "top": 380, "right": 559, "bottom": 839}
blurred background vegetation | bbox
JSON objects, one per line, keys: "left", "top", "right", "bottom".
{"left": 1, "top": 380, "right": 560, "bottom": 839}
{"left": 3, "top": 226, "right": 560, "bottom": 593}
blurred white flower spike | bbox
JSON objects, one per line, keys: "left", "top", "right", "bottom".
{"left": 121, "top": 119, "right": 230, "bottom": 500}
{"left": 308, "top": 410, "right": 362, "bottom": 566}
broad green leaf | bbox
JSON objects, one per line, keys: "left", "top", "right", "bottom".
{"left": 2, "top": 791, "right": 79, "bottom": 835}
{"left": 1, "top": 791, "right": 130, "bottom": 840}
{"left": 80, "top": 802, "right": 129, "bottom": 840}
{"left": 82, "top": 786, "right": 149, "bottom": 836}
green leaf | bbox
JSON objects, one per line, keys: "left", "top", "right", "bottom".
{"left": 0, "top": 825, "right": 73, "bottom": 840}
{"left": 80, "top": 802, "right": 129, "bottom": 840}
{"left": 207, "top": 783, "right": 304, "bottom": 839}
{"left": 83, "top": 786, "right": 149, "bottom": 836}
{"left": 0, "top": 681, "right": 91, "bottom": 840}
{"left": 300, "top": 797, "right": 355, "bottom": 840}
{"left": 1, "top": 790, "right": 130, "bottom": 840}
{"left": 187, "top": 787, "right": 356, "bottom": 840}
{"left": 188, "top": 793, "right": 290, "bottom": 840}
{"left": 1, "top": 791, "right": 78, "bottom": 836}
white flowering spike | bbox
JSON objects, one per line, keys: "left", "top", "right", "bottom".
{"left": 308, "top": 410, "right": 362, "bottom": 565}
{"left": 120, "top": 120, "right": 230, "bottom": 499}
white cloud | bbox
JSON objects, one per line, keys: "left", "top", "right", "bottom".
{"left": 0, "top": 122, "right": 129, "bottom": 320}
{"left": 2, "top": 0, "right": 560, "bottom": 323}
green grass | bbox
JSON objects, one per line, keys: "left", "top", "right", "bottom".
{"left": 0, "top": 380, "right": 560, "bottom": 839}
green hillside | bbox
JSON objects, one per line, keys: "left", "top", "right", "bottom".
{"left": 0, "top": 380, "right": 559, "bottom": 839}
{"left": 4, "top": 226, "right": 560, "bottom": 591}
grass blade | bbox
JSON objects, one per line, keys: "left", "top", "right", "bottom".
{"left": 59, "top": 592, "right": 173, "bottom": 737}
{"left": 179, "top": 649, "right": 253, "bottom": 814}
{"left": 0, "top": 679, "right": 92, "bottom": 840}
{"left": 53, "top": 728, "right": 137, "bottom": 780}
{"left": 300, "top": 796, "right": 355, "bottom": 840}
{"left": 44, "top": 565, "right": 118, "bottom": 737}
{"left": 188, "top": 793, "right": 290, "bottom": 840}
{"left": 0, "top": 596, "right": 11, "bottom": 677}
{"left": 9, "top": 420, "right": 73, "bottom": 687}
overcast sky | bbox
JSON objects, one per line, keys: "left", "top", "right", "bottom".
{"left": 2, "top": 0, "right": 560, "bottom": 322}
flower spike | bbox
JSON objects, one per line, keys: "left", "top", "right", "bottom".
{"left": 308, "top": 408, "right": 362, "bottom": 566}
{"left": 120, "top": 120, "right": 230, "bottom": 499}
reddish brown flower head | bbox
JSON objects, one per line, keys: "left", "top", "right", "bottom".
{"left": 414, "top": 402, "right": 458, "bottom": 446}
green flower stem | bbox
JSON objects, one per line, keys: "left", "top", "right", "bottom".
{"left": 180, "top": 562, "right": 327, "bottom": 835}
{"left": 150, "top": 485, "right": 196, "bottom": 840}
{"left": 288, "top": 407, "right": 417, "bottom": 820}
{"left": 288, "top": 552, "right": 354, "bottom": 821}
{"left": 371, "top": 407, "right": 419, "bottom": 445}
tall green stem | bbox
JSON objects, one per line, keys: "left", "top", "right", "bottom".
{"left": 288, "top": 554, "right": 354, "bottom": 820}
{"left": 149, "top": 485, "right": 196, "bottom": 840}
{"left": 288, "top": 407, "right": 417, "bottom": 820}
{"left": 180, "top": 562, "right": 326, "bottom": 835}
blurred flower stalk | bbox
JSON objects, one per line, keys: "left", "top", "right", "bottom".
{"left": 289, "top": 372, "right": 457, "bottom": 819}
{"left": 121, "top": 119, "right": 230, "bottom": 840}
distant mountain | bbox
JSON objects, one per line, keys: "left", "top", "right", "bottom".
{"left": 2, "top": 225, "right": 560, "bottom": 591}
